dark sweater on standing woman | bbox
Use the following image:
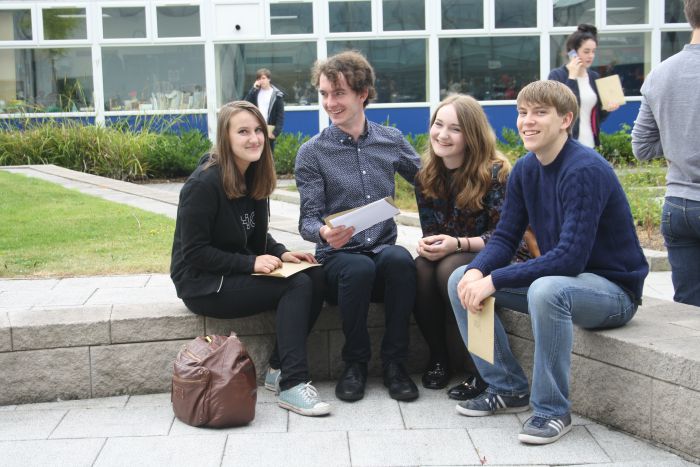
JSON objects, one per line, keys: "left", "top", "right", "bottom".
{"left": 170, "top": 161, "right": 287, "bottom": 299}
{"left": 467, "top": 138, "right": 648, "bottom": 303}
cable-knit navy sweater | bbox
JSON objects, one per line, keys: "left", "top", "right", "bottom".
{"left": 468, "top": 138, "right": 648, "bottom": 303}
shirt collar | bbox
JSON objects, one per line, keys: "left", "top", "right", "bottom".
{"left": 328, "top": 119, "right": 370, "bottom": 145}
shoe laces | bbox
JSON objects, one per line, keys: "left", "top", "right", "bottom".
{"left": 529, "top": 416, "right": 548, "bottom": 428}
{"left": 299, "top": 382, "right": 319, "bottom": 403}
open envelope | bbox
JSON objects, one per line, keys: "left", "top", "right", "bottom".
{"left": 323, "top": 197, "right": 399, "bottom": 234}
{"left": 595, "top": 74, "right": 626, "bottom": 110}
{"left": 468, "top": 296, "right": 495, "bottom": 364}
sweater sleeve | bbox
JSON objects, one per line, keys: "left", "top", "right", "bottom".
{"left": 177, "top": 179, "right": 256, "bottom": 275}
{"left": 489, "top": 164, "right": 609, "bottom": 290}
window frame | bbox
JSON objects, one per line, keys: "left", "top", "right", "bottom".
{"left": 98, "top": 3, "right": 150, "bottom": 43}
{"left": 37, "top": 3, "right": 92, "bottom": 44}
{"left": 152, "top": 1, "right": 204, "bottom": 42}
{"left": 0, "top": 4, "right": 37, "bottom": 45}
{"left": 267, "top": 0, "right": 316, "bottom": 39}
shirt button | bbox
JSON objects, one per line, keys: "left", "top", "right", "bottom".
{"left": 357, "top": 148, "right": 361, "bottom": 152}
{"left": 367, "top": 238, "right": 371, "bottom": 242}
{"left": 362, "top": 170, "right": 366, "bottom": 174}
{"left": 366, "top": 195, "right": 370, "bottom": 199}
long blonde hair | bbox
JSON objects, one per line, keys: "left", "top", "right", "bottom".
{"left": 416, "top": 94, "right": 510, "bottom": 211}
{"left": 205, "top": 101, "right": 276, "bottom": 200}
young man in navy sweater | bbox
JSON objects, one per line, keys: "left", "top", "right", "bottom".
{"left": 447, "top": 80, "right": 648, "bottom": 445}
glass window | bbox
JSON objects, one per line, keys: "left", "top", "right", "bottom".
{"left": 0, "top": 48, "right": 93, "bottom": 113}
{"left": 42, "top": 8, "right": 87, "bottom": 40}
{"left": 383, "top": 0, "right": 424, "bottom": 31}
{"left": 328, "top": 39, "right": 427, "bottom": 102}
{"left": 0, "top": 9, "right": 32, "bottom": 41}
{"left": 665, "top": 0, "right": 686, "bottom": 23}
{"left": 102, "top": 7, "right": 146, "bottom": 39}
{"left": 216, "top": 42, "right": 317, "bottom": 106}
{"left": 439, "top": 36, "right": 539, "bottom": 101}
{"left": 596, "top": 32, "right": 650, "bottom": 96}
{"left": 661, "top": 30, "right": 691, "bottom": 60}
{"left": 329, "top": 1, "right": 371, "bottom": 33}
{"left": 549, "top": 34, "right": 570, "bottom": 71}
{"left": 156, "top": 6, "right": 200, "bottom": 38}
{"left": 495, "top": 0, "right": 536, "bottom": 28}
{"left": 553, "top": 0, "right": 595, "bottom": 27}
{"left": 102, "top": 45, "right": 206, "bottom": 111}
{"left": 441, "top": 0, "right": 483, "bottom": 30}
{"left": 270, "top": 3, "right": 313, "bottom": 35}
{"left": 606, "top": 0, "right": 648, "bottom": 25}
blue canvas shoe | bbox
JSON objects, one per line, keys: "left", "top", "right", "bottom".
{"left": 264, "top": 367, "right": 281, "bottom": 393}
{"left": 278, "top": 382, "right": 331, "bottom": 417}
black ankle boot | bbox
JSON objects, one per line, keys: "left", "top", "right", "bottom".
{"left": 421, "top": 361, "right": 451, "bottom": 390}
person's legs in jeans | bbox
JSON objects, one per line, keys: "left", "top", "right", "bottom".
{"left": 323, "top": 253, "right": 376, "bottom": 365}
{"left": 371, "top": 245, "right": 416, "bottom": 366}
{"left": 183, "top": 271, "right": 322, "bottom": 390}
{"left": 661, "top": 196, "right": 700, "bottom": 306}
{"left": 447, "top": 266, "right": 530, "bottom": 397}
{"left": 526, "top": 273, "right": 637, "bottom": 418}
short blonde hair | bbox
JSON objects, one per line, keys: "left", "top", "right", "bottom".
{"left": 516, "top": 80, "right": 578, "bottom": 134}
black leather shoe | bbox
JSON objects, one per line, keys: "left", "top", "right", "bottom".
{"left": 447, "top": 374, "right": 488, "bottom": 401}
{"left": 421, "top": 361, "right": 451, "bottom": 390}
{"left": 383, "top": 362, "right": 419, "bottom": 401}
{"left": 335, "top": 363, "right": 367, "bottom": 401}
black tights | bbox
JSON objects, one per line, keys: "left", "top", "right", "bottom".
{"left": 414, "top": 253, "right": 476, "bottom": 365}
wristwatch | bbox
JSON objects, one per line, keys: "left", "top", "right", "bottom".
{"left": 455, "top": 236, "right": 462, "bottom": 252}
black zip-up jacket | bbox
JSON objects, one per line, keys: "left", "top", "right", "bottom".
{"left": 170, "top": 161, "right": 287, "bottom": 299}
{"left": 244, "top": 85, "right": 285, "bottom": 138}
{"left": 548, "top": 65, "right": 610, "bottom": 147}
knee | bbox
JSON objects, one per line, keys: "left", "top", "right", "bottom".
{"left": 447, "top": 265, "right": 468, "bottom": 294}
{"left": 382, "top": 246, "right": 415, "bottom": 273}
{"left": 527, "top": 277, "right": 569, "bottom": 319}
{"left": 338, "top": 256, "right": 376, "bottom": 286}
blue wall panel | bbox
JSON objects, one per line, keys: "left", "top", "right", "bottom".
{"left": 284, "top": 110, "right": 319, "bottom": 136}
{"left": 365, "top": 107, "right": 430, "bottom": 136}
{"left": 600, "top": 100, "right": 639, "bottom": 134}
{"left": 482, "top": 105, "right": 519, "bottom": 140}
{"left": 105, "top": 114, "right": 208, "bottom": 134}
{"left": 0, "top": 116, "right": 95, "bottom": 130}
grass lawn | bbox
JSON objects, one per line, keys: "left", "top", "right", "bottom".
{"left": 0, "top": 171, "right": 174, "bottom": 278}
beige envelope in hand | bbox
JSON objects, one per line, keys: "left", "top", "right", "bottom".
{"left": 468, "top": 296, "right": 495, "bottom": 364}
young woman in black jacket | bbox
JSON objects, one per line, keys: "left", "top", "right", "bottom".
{"left": 170, "top": 100, "right": 330, "bottom": 416}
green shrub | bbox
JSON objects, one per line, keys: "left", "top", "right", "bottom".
{"left": 142, "top": 130, "right": 211, "bottom": 179}
{"left": 273, "top": 132, "right": 310, "bottom": 175}
{"left": 497, "top": 127, "right": 527, "bottom": 162}
{"left": 597, "top": 124, "right": 635, "bottom": 165}
{"left": 406, "top": 133, "right": 429, "bottom": 155}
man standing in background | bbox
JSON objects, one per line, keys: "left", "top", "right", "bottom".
{"left": 245, "top": 68, "right": 285, "bottom": 151}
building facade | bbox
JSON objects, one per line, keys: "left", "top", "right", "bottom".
{"left": 0, "top": 0, "right": 691, "bottom": 140}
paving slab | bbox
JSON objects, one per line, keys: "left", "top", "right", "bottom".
{"left": 50, "top": 406, "right": 174, "bottom": 438}
{"left": 85, "top": 285, "right": 179, "bottom": 306}
{"left": 587, "top": 424, "right": 688, "bottom": 464}
{"left": 13, "top": 395, "right": 128, "bottom": 412}
{"left": 0, "top": 311, "right": 11, "bottom": 351}
{"left": 0, "top": 278, "right": 58, "bottom": 292}
{"left": 125, "top": 393, "right": 172, "bottom": 407}
{"left": 53, "top": 275, "right": 150, "bottom": 290}
{"left": 400, "top": 397, "right": 523, "bottom": 430}
{"left": 0, "top": 438, "right": 105, "bottom": 467}
{"left": 467, "top": 426, "right": 610, "bottom": 465}
{"left": 287, "top": 397, "right": 404, "bottom": 432}
{"left": 222, "top": 431, "right": 350, "bottom": 467}
{"left": 9, "top": 306, "right": 111, "bottom": 350}
{"left": 349, "top": 428, "right": 478, "bottom": 466}
{"left": 169, "top": 402, "right": 288, "bottom": 435}
{"left": 95, "top": 435, "right": 226, "bottom": 467}
{"left": 0, "top": 409, "right": 67, "bottom": 441}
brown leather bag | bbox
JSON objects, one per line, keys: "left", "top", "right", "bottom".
{"left": 171, "top": 333, "right": 257, "bottom": 427}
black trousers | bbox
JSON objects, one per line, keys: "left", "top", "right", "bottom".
{"left": 323, "top": 245, "right": 416, "bottom": 367}
{"left": 183, "top": 267, "right": 324, "bottom": 390}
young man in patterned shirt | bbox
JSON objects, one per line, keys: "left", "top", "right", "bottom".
{"left": 295, "top": 51, "right": 422, "bottom": 402}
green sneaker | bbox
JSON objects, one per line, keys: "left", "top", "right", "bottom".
{"left": 264, "top": 367, "right": 281, "bottom": 393}
{"left": 278, "top": 382, "right": 331, "bottom": 417}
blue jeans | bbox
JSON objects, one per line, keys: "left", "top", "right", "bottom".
{"left": 448, "top": 266, "right": 637, "bottom": 419}
{"left": 661, "top": 196, "right": 700, "bottom": 306}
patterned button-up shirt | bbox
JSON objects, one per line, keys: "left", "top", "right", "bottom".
{"left": 295, "top": 120, "right": 421, "bottom": 262}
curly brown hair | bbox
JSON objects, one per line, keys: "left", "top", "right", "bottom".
{"left": 311, "top": 50, "right": 376, "bottom": 107}
{"left": 416, "top": 94, "right": 510, "bottom": 211}
{"left": 205, "top": 101, "right": 276, "bottom": 200}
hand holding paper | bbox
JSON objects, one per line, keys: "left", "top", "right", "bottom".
{"left": 595, "top": 74, "right": 625, "bottom": 110}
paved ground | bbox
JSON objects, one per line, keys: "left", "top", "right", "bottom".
{"left": 0, "top": 166, "right": 693, "bottom": 466}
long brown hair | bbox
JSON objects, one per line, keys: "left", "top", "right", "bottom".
{"left": 416, "top": 94, "right": 510, "bottom": 211}
{"left": 205, "top": 101, "right": 276, "bottom": 200}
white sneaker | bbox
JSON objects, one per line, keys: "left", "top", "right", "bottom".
{"left": 278, "top": 382, "right": 331, "bottom": 417}
{"left": 264, "top": 367, "right": 281, "bottom": 393}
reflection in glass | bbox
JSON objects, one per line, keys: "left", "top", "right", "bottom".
{"left": 42, "top": 8, "right": 87, "bottom": 40}
{"left": 216, "top": 42, "right": 317, "bottom": 106}
{"left": 0, "top": 48, "right": 93, "bottom": 113}
{"left": 553, "top": 0, "right": 594, "bottom": 27}
{"left": 0, "top": 9, "right": 32, "bottom": 40}
{"left": 441, "top": 0, "right": 483, "bottom": 29}
{"left": 596, "top": 32, "right": 650, "bottom": 96}
{"left": 102, "top": 7, "right": 146, "bottom": 39}
{"left": 383, "top": 0, "right": 424, "bottom": 31}
{"left": 270, "top": 3, "right": 313, "bottom": 34}
{"left": 662, "top": 30, "right": 691, "bottom": 60}
{"left": 665, "top": 0, "right": 686, "bottom": 23}
{"left": 440, "top": 36, "right": 539, "bottom": 101}
{"left": 328, "top": 39, "right": 427, "bottom": 102}
{"left": 156, "top": 6, "right": 200, "bottom": 38}
{"left": 495, "top": 0, "right": 536, "bottom": 28}
{"left": 606, "top": 0, "right": 647, "bottom": 25}
{"left": 102, "top": 45, "right": 206, "bottom": 111}
{"left": 329, "top": 1, "right": 371, "bottom": 33}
